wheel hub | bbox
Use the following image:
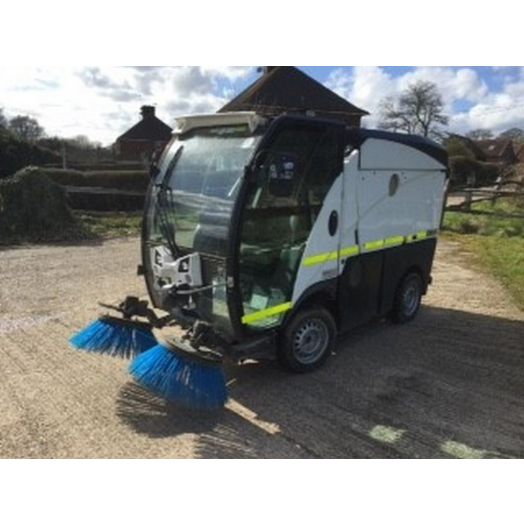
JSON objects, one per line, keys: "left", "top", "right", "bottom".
{"left": 402, "top": 282, "right": 420, "bottom": 316}
{"left": 292, "top": 319, "right": 329, "bottom": 365}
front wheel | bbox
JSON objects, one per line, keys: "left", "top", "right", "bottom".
{"left": 391, "top": 273, "right": 423, "bottom": 324}
{"left": 278, "top": 307, "right": 337, "bottom": 373}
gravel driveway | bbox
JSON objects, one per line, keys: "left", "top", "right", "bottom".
{"left": 0, "top": 237, "right": 522, "bottom": 458}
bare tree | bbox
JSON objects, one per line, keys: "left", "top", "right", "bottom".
{"left": 466, "top": 128, "right": 493, "bottom": 140}
{"left": 8, "top": 115, "right": 45, "bottom": 142}
{"left": 0, "top": 108, "right": 7, "bottom": 129}
{"left": 379, "top": 81, "right": 448, "bottom": 138}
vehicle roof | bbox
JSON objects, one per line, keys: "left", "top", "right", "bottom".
{"left": 172, "top": 112, "right": 448, "bottom": 167}
{"left": 174, "top": 112, "right": 266, "bottom": 135}
{"left": 347, "top": 128, "right": 448, "bottom": 167}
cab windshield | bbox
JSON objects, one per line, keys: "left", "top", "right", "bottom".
{"left": 153, "top": 125, "right": 260, "bottom": 257}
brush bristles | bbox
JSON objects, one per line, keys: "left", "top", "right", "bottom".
{"left": 69, "top": 318, "right": 157, "bottom": 359}
{"left": 129, "top": 344, "right": 228, "bottom": 410}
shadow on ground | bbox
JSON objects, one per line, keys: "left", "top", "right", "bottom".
{"left": 116, "top": 305, "right": 524, "bottom": 458}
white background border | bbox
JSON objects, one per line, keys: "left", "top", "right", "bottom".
{"left": 1, "top": 1, "right": 521, "bottom": 522}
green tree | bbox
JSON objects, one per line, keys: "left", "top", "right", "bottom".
{"left": 0, "top": 108, "right": 7, "bottom": 128}
{"left": 379, "top": 81, "right": 448, "bottom": 139}
{"left": 445, "top": 137, "right": 476, "bottom": 159}
{"left": 8, "top": 115, "right": 45, "bottom": 142}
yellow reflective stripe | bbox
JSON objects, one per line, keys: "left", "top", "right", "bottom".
{"left": 242, "top": 302, "right": 293, "bottom": 325}
{"left": 303, "top": 252, "right": 334, "bottom": 267}
{"left": 304, "top": 246, "right": 359, "bottom": 266}
{"left": 339, "top": 245, "right": 360, "bottom": 258}
{"left": 303, "top": 231, "right": 434, "bottom": 266}
{"left": 406, "top": 230, "right": 429, "bottom": 243}
{"left": 384, "top": 235, "right": 404, "bottom": 247}
{"left": 364, "top": 239, "right": 384, "bottom": 252}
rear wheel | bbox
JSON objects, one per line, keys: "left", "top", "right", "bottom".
{"left": 278, "top": 307, "right": 336, "bottom": 373}
{"left": 391, "top": 273, "right": 423, "bottom": 324}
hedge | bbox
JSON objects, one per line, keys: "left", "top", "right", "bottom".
{"left": 0, "top": 167, "right": 87, "bottom": 244}
{"left": 66, "top": 191, "right": 146, "bottom": 212}
{"left": 0, "top": 129, "right": 59, "bottom": 178}
{"left": 44, "top": 162, "right": 146, "bottom": 172}
{"left": 41, "top": 168, "right": 150, "bottom": 192}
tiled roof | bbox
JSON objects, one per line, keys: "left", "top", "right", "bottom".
{"left": 219, "top": 67, "right": 368, "bottom": 122}
{"left": 117, "top": 114, "right": 172, "bottom": 142}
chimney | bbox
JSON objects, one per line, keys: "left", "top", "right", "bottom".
{"left": 140, "top": 105, "right": 155, "bottom": 119}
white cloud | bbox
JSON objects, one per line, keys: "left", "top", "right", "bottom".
{"left": 398, "top": 67, "right": 488, "bottom": 107}
{"left": 2, "top": 67, "right": 523, "bottom": 145}
{"left": 452, "top": 90, "right": 524, "bottom": 133}
{"left": 330, "top": 67, "right": 483, "bottom": 126}
{"left": 0, "top": 66, "right": 253, "bottom": 145}
{"left": 327, "top": 66, "right": 395, "bottom": 125}
{"left": 201, "top": 66, "right": 255, "bottom": 80}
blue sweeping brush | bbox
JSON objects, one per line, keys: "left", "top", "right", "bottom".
{"left": 70, "top": 316, "right": 157, "bottom": 359}
{"left": 129, "top": 340, "right": 228, "bottom": 410}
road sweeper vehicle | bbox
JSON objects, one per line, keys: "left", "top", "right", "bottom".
{"left": 71, "top": 111, "right": 448, "bottom": 409}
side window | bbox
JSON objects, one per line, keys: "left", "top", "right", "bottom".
{"left": 301, "top": 127, "right": 341, "bottom": 218}
{"left": 239, "top": 123, "right": 343, "bottom": 328}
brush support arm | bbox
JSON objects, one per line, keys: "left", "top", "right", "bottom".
{"left": 98, "top": 296, "right": 174, "bottom": 329}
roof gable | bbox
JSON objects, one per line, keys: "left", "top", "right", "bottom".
{"left": 117, "top": 115, "right": 173, "bottom": 142}
{"left": 476, "top": 139, "right": 514, "bottom": 158}
{"left": 219, "top": 67, "right": 368, "bottom": 123}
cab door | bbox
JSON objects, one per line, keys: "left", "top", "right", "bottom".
{"left": 235, "top": 117, "right": 345, "bottom": 331}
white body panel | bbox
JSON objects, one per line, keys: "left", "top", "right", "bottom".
{"left": 290, "top": 139, "right": 446, "bottom": 306}
{"left": 339, "top": 150, "right": 361, "bottom": 270}
{"left": 357, "top": 167, "right": 446, "bottom": 249}
{"left": 291, "top": 176, "right": 342, "bottom": 302}
{"left": 360, "top": 138, "right": 445, "bottom": 171}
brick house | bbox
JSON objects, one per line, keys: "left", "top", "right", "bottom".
{"left": 475, "top": 139, "right": 518, "bottom": 165}
{"left": 115, "top": 106, "right": 173, "bottom": 162}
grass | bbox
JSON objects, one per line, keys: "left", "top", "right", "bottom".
{"left": 444, "top": 233, "right": 524, "bottom": 309}
{"left": 442, "top": 197, "right": 524, "bottom": 309}
{"left": 443, "top": 198, "right": 524, "bottom": 237}
{"left": 76, "top": 211, "right": 142, "bottom": 239}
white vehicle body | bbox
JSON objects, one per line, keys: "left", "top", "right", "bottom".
{"left": 142, "top": 112, "right": 448, "bottom": 361}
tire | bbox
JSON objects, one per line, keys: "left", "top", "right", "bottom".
{"left": 278, "top": 307, "right": 337, "bottom": 373}
{"left": 391, "top": 272, "right": 423, "bottom": 324}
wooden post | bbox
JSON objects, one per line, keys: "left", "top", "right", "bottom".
{"left": 465, "top": 191, "right": 472, "bottom": 212}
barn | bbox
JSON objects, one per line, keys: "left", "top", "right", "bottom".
{"left": 219, "top": 66, "right": 368, "bottom": 126}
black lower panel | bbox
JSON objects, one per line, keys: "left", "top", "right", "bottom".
{"left": 379, "top": 238, "right": 437, "bottom": 316}
{"left": 337, "top": 239, "right": 437, "bottom": 331}
{"left": 338, "top": 251, "right": 383, "bottom": 331}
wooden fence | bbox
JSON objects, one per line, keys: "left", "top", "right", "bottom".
{"left": 445, "top": 184, "right": 524, "bottom": 220}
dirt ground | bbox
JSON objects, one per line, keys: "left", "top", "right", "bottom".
{"left": 0, "top": 237, "right": 522, "bottom": 458}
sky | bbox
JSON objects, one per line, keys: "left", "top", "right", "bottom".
{"left": 1, "top": 66, "right": 523, "bottom": 146}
